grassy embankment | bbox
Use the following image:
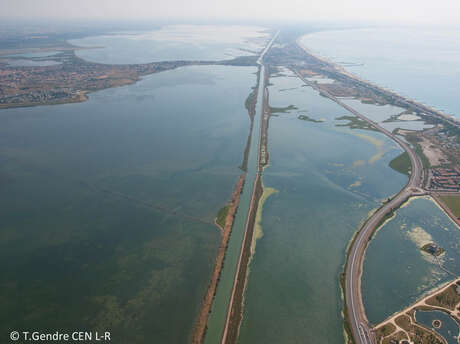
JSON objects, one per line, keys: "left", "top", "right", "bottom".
{"left": 404, "top": 134, "right": 431, "bottom": 169}
{"left": 389, "top": 152, "right": 411, "bottom": 176}
{"left": 439, "top": 195, "right": 460, "bottom": 219}
{"left": 216, "top": 205, "right": 230, "bottom": 229}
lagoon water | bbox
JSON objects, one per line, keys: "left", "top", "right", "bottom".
{"left": 340, "top": 98, "right": 433, "bottom": 132}
{"left": 238, "top": 69, "right": 407, "bottom": 343}
{"left": 300, "top": 26, "right": 460, "bottom": 330}
{"left": 70, "top": 25, "right": 269, "bottom": 64}
{"left": 0, "top": 64, "right": 257, "bottom": 343}
{"left": 362, "top": 197, "right": 460, "bottom": 325}
{"left": 4, "top": 25, "right": 458, "bottom": 344}
{"left": 3, "top": 59, "right": 61, "bottom": 67}
{"left": 204, "top": 64, "right": 265, "bottom": 344}
{"left": 300, "top": 27, "right": 460, "bottom": 119}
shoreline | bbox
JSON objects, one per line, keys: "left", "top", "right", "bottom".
{"left": 0, "top": 55, "right": 259, "bottom": 111}
{"left": 291, "top": 39, "right": 434, "bottom": 344}
{"left": 213, "top": 32, "right": 278, "bottom": 344}
{"left": 192, "top": 173, "right": 246, "bottom": 344}
{"left": 431, "top": 193, "right": 460, "bottom": 228}
{"left": 220, "top": 69, "right": 267, "bottom": 344}
{"left": 193, "top": 61, "right": 266, "bottom": 343}
{"left": 376, "top": 278, "right": 460, "bottom": 327}
{"left": 373, "top": 277, "right": 460, "bottom": 344}
{"left": 221, "top": 65, "right": 272, "bottom": 343}
{"left": 296, "top": 37, "right": 460, "bottom": 128}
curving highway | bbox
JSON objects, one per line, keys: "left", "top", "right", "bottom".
{"left": 294, "top": 70, "right": 424, "bottom": 344}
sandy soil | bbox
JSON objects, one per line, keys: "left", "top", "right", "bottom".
{"left": 419, "top": 137, "right": 447, "bottom": 166}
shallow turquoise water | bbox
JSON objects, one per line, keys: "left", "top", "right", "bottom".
{"left": 238, "top": 69, "right": 407, "bottom": 344}
{"left": 362, "top": 197, "right": 460, "bottom": 325}
{"left": 0, "top": 65, "right": 257, "bottom": 343}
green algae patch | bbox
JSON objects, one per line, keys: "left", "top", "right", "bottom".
{"left": 269, "top": 104, "right": 297, "bottom": 114}
{"left": 351, "top": 132, "right": 385, "bottom": 165}
{"left": 297, "top": 114, "right": 325, "bottom": 123}
{"left": 335, "top": 115, "right": 378, "bottom": 131}
{"left": 250, "top": 187, "right": 278, "bottom": 256}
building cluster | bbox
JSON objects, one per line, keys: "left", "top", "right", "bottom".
{"left": 435, "top": 130, "right": 460, "bottom": 152}
{"left": 0, "top": 55, "right": 202, "bottom": 108}
{"left": 0, "top": 61, "right": 133, "bottom": 106}
{"left": 429, "top": 167, "right": 460, "bottom": 191}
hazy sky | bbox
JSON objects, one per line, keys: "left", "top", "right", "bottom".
{"left": 2, "top": 0, "right": 460, "bottom": 25}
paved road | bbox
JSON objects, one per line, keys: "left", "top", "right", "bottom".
{"left": 295, "top": 71, "right": 424, "bottom": 344}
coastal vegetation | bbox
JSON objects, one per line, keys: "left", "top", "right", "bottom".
{"left": 389, "top": 152, "right": 411, "bottom": 176}
{"left": 245, "top": 86, "right": 258, "bottom": 118}
{"left": 269, "top": 104, "right": 297, "bottom": 113}
{"left": 297, "top": 114, "right": 324, "bottom": 123}
{"left": 426, "top": 283, "right": 460, "bottom": 311}
{"left": 420, "top": 243, "right": 444, "bottom": 256}
{"left": 439, "top": 195, "right": 460, "bottom": 218}
{"left": 404, "top": 134, "right": 432, "bottom": 169}
{"left": 375, "top": 323, "right": 396, "bottom": 339}
{"left": 194, "top": 174, "right": 246, "bottom": 344}
{"left": 335, "top": 115, "right": 378, "bottom": 131}
{"left": 372, "top": 279, "right": 460, "bottom": 343}
{"left": 216, "top": 205, "right": 230, "bottom": 229}
{"left": 381, "top": 331, "right": 408, "bottom": 344}
{"left": 393, "top": 314, "right": 443, "bottom": 344}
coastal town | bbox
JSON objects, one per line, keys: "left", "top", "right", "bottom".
{"left": 0, "top": 49, "right": 256, "bottom": 109}
{"left": 0, "top": 51, "right": 195, "bottom": 107}
{"left": 430, "top": 168, "right": 460, "bottom": 192}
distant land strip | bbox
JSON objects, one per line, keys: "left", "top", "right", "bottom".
{"left": 0, "top": 50, "right": 258, "bottom": 110}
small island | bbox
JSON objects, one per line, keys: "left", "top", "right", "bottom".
{"left": 421, "top": 242, "right": 445, "bottom": 256}
{"left": 298, "top": 114, "right": 324, "bottom": 123}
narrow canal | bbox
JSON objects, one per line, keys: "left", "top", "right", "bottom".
{"left": 204, "top": 64, "right": 265, "bottom": 343}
